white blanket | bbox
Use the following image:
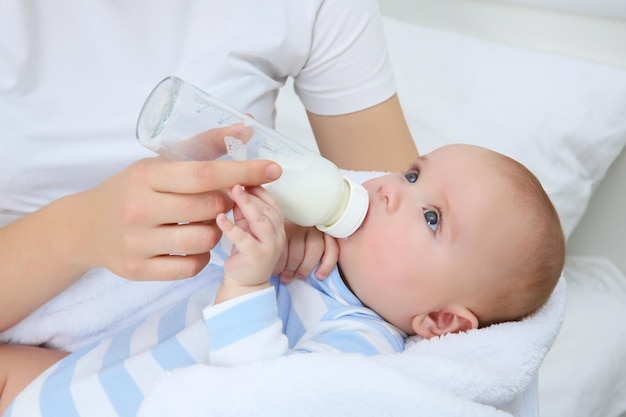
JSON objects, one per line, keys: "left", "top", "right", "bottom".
{"left": 2, "top": 168, "right": 567, "bottom": 416}
{"left": 137, "top": 275, "right": 565, "bottom": 417}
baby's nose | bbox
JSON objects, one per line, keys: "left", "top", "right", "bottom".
{"left": 380, "top": 184, "right": 401, "bottom": 213}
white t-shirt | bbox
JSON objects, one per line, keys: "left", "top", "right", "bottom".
{"left": 0, "top": 0, "right": 396, "bottom": 350}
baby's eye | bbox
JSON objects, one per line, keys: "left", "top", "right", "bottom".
{"left": 424, "top": 209, "right": 439, "bottom": 232}
{"left": 404, "top": 171, "right": 418, "bottom": 183}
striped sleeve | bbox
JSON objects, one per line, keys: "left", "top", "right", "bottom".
{"left": 203, "top": 287, "right": 405, "bottom": 364}
{"left": 203, "top": 288, "right": 287, "bottom": 366}
{"left": 291, "top": 310, "right": 406, "bottom": 356}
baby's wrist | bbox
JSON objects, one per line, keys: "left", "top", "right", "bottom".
{"left": 215, "top": 279, "right": 271, "bottom": 304}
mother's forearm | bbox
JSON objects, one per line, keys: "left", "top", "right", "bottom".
{"left": 0, "top": 193, "right": 91, "bottom": 332}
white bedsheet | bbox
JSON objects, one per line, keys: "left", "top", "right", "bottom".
{"left": 539, "top": 256, "right": 626, "bottom": 417}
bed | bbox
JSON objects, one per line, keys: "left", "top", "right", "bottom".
{"left": 274, "top": 1, "right": 626, "bottom": 416}
{"left": 2, "top": 2, "right": 624, "bottom": 416}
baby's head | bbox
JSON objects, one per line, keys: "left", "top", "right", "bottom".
{"left": 337, "top": 144, "right": 565, "bottom": 338}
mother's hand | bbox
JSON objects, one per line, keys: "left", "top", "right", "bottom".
{"left": 78, "top": 157, "right": 282, "bottom": 281}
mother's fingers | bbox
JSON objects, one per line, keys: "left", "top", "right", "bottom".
{"left": 126, "top": 252, "right": 214, "bottom": 281}
{"left": 148, "top": 222, "right": 224, "bottom": 257}
{"left": 128, "top": 189, "right": 232, "bottom": 225}
{"left": 138, "top": 158, "right": 281, "bottom": 194}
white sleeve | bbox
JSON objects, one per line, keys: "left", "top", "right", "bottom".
{"left": 294, "top": 0, "right": 397, "bottom": 115}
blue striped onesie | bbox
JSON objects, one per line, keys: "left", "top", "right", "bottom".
{"left": 5, "top": 264, "right": 405, "bottom": 417}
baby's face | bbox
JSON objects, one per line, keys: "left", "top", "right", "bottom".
{"left": 338, "top": 144, "right": 521, "bottom": 335}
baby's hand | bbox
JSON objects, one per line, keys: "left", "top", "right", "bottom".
{"left": 215, "top": 185, "right": 286, "bottom": 302}
{"left": 274, "top": 222, "right": 339, "bottom": 283}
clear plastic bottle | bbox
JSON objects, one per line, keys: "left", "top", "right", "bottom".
{"left": 136, "top": 76, "right": 368, "bottom": 238}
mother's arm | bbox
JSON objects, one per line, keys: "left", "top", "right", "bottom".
{"left": 0, "top": 158, "right": 281, "bottom": 332}
{"left": 308, "top": 94, "right": 418, "bottom": 172}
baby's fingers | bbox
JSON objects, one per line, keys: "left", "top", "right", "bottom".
{"left": 243, "top": 186, "right": 283, "bottom": 219}
{"left": 227, "top": 185, "right": 285, "bottom": 250}
{"left": 230, "top": 186, "right": 279, "bottom": 224}
{"left": 315, "top": 233, "right": 339, "bottom": 280}
{"left": 290, "top": 230, "right": 324, "bottom": 279}
{"left": 216, "top": 212, "right": 250, "bottom": 248}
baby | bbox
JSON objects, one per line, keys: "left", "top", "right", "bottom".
{"left": 0, "top": 144, "right": 565, "bottom": 416}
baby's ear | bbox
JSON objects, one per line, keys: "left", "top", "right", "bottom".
{"left": 411, "top": 307, "right": 478, "bottom": 339}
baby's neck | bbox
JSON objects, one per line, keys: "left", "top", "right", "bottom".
{"left": 337, "top": 262, "right": 359, "bottom": 301}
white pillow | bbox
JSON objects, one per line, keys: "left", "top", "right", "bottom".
{"left": 276, "top": 17, "right": 626, "bottom": 239}
{"left": 538, "top": 255, "right": 626, "bottom": 417}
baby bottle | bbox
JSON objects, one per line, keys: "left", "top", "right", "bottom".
{"left": 135, "top": 76, "right": 368, "bottom": 238}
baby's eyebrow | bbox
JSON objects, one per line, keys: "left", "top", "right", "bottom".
{"left": 407, "top": 155, "right": 428, "bottom": 173}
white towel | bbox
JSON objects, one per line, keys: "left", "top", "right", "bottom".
{"left": 138, "top": 275, "right": 566, "bottom": 417}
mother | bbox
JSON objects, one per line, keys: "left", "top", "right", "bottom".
{"left": 0, "top": 0, "right": 417, "bottom": 351}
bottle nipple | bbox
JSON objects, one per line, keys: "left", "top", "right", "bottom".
{"left": 316, "top": 177, "right": 369, "bottom": 238}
